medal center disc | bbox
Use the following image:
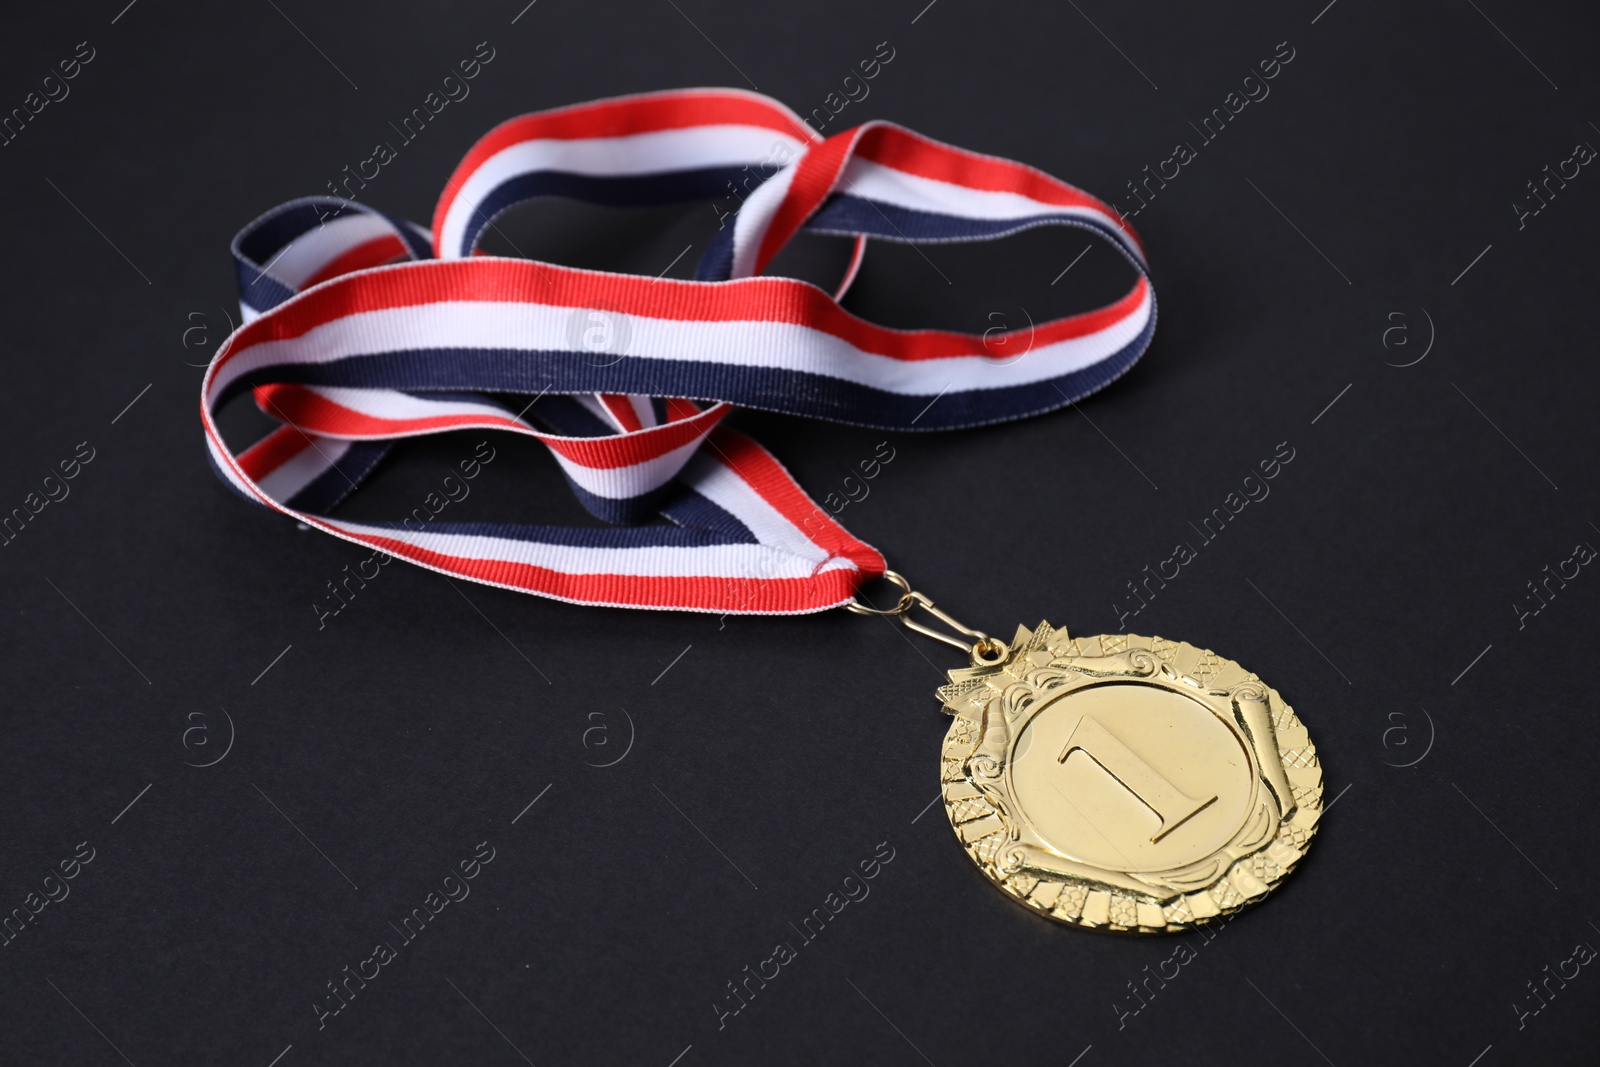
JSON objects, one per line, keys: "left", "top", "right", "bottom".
{"left": 1009, "top": 682, "right": 1255, "bottom": 873}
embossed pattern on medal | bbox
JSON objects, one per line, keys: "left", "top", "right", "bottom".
{"left": 936, "top": 624, "right": 1323, "bottom": 934}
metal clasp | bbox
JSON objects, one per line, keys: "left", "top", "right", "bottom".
{"left": 847, "top": 570, "right": 1008, "bottom": 667}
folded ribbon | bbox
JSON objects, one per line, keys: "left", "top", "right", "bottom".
{"left": 202, "top": 88, "right": 1153, "bottom": 613}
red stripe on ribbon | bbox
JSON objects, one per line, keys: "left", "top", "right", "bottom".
{"left": 344, "top": 530, "right": 867, "bottom": 613}
{"left": 301, "top": 234, "right": 412, "bottom": 289}
{"left": 708, "top": 428, "right": 886, "bottom": 576}
{"left": 599, "top": 394, "right": 644, "bottom": 432}
{"left": 752, "top": 128, "right": 862, "bottom": 277}
{"left": 236, "top": 424, "right": 312, "bottom": 480}
{"left": 433, "top": 89, "right": 816, "bottom": 255}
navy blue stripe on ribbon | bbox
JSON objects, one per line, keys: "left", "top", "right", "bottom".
{"left": 660, "top": 487, "right": 759, "bottom": 542}
{"left": 206, "top": 445, "right": 270, "bottom": 508}
{"left": 695, "top": 195, "right": 1142, "bottom": 283}
{"left": 348, "top": 515, "right": 753, "bottom": 549}
{"left": 696, "top": 223, "right": 737, "bottom": 281}
{"left": 234, "top": 261, "right": 297, "bottom": 316}
{"left": 234, "top": 199, "right": 434, "bottom": 314}
{"left": 285, "top": 441, "right": 393, "bottom": 515}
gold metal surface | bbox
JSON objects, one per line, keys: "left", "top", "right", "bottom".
{"left": 936, "top": 623, "right": 1321, "bottom": 934}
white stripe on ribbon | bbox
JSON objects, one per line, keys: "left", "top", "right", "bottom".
{"left": 680, "top": 447, "right": 827, "bottom": 562}
{"left": 256, "top": 436, "right": 350, "bottom": 502}
{"left": 264, "top": 213, "right": 405, "bottom": 290}
{"left": 728, "top": 160, "right": 800, "bottom": 279}
{"left": 834, "top": 156, "right": 1140, "bottom": 258}
{"left": 209, "top": 289, "right": 1150, "bottom": 403}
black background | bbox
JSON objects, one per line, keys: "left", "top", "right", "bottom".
{"left": 2, "top": 0, "right": 1596, "bottom": 1064}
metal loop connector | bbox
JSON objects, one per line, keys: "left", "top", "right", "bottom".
{"left": 847, "top": 570, "right": 1008, "bottom": 667}
{"left": 843, "top": 570, "right": 917, "bottom": 617}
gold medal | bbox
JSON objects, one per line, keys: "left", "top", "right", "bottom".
{"left": 853, "top": 574, "right": 1322, "bottom": 934}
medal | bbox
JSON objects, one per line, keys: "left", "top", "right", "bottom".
{"left": 851, "top": 575, "right": 1321, "bottom": 932}
{"left": 203, "top": 89, "right": 1319, "bottom": 935}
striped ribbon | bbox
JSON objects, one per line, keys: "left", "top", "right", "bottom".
{"left": 202, "top": 88, "right": 1153, "bottom": 614}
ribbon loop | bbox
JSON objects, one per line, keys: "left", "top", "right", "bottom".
{"left": 203, "top": 89, "right": 1154, "bottom": 614}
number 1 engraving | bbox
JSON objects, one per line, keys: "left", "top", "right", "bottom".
{"left": 1058, "top": 716, "right": 1218, "bottom": 843}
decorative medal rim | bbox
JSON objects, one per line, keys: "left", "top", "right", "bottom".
{"left": 937, "top": 624, "right": 1323, "bottom": 935}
